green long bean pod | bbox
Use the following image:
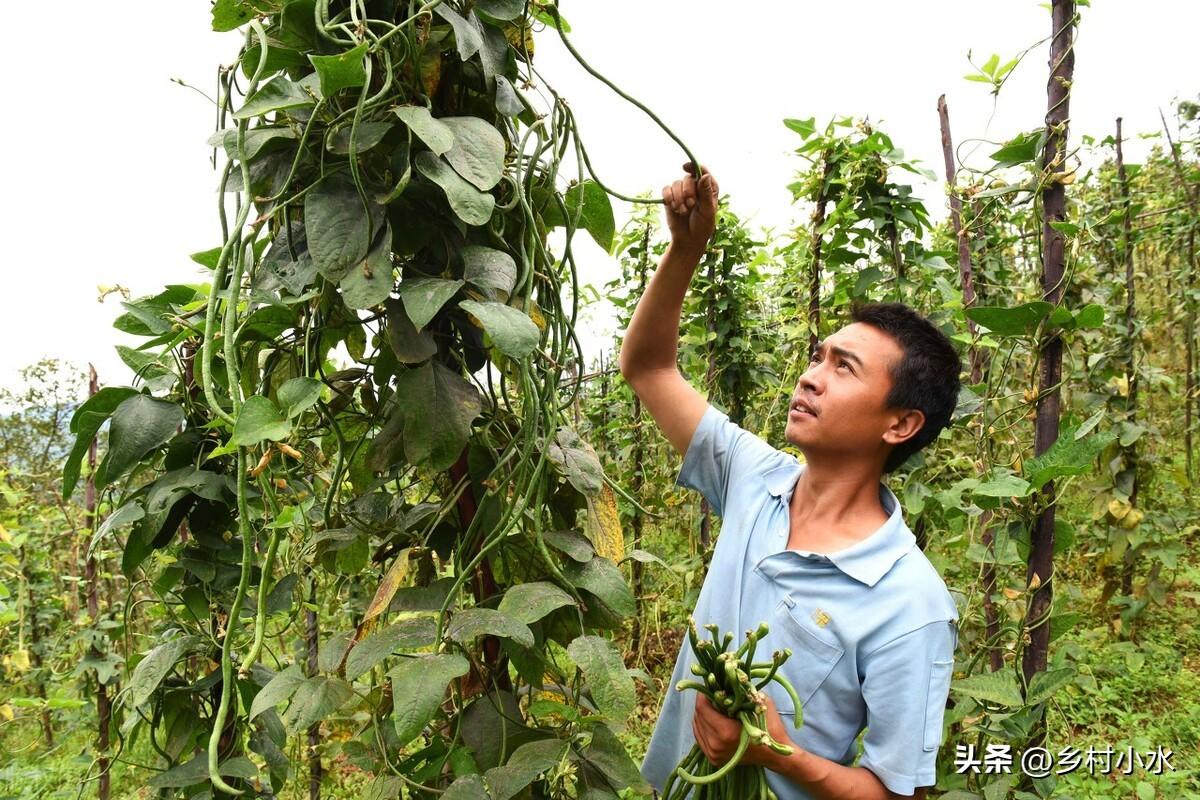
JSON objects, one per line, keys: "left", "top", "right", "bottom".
{"left": 541, "top": 4, "right": 701, "bottom": 186}
{"left": 677, "top": 726, "right": 749, "bottom": 785}
{"left": 206, "top": 450, "right": 256, "bottom": 796}
{"left": 205, "top": 20, "right": 271, "bottom": 795}
{"left": 239, "top": 474, "right": 284, "bottom": 678}
{"left": 768, "top": 673, "right": 804, "bottom": 729}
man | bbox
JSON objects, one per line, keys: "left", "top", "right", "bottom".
{"left": 622, "top": 164, "right": 963, "bottom": 800}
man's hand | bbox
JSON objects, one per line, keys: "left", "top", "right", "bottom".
{"left": 662, "top": 163, "right": 719, "bottom": 255}
{"left": 693, "top": 692, "right": 796, "bottom": 771}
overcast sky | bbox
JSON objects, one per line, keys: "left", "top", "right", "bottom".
{"left": 4, "top": 1, "right": 1196, "bottom": 397}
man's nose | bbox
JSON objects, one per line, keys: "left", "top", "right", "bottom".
{"left": 798, "top": 369, "right": 821, "bottom": 394}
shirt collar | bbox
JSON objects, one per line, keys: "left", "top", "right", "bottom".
{"left": 763, "top": 460, "right": 915, "bottom": 587}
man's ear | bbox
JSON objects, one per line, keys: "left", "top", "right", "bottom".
{"left": 882, "top": 408, "right": 925, "bottom": 447}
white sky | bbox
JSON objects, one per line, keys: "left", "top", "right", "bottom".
{"left": 3, "top": 1, "right": 1197, "bottom": 396}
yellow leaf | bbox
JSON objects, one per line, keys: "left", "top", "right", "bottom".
{"left": 361, "top": 547, "right": 412, "bottom": 626}
{"left": 420, "top": 51, "right": 442, "bottom": 97}
{"left": 1028, "top": 572, "right": 1042, "bottom": 591}
{"left": 1002, "top": 587, "right": 1022, "bottom": 600}
{"left": 527, "top": 301, "right": 546, "bottom": 333}
{"left": 7, "top": 649, "right": 31, "bottom": 672}
{"left": 504, "top": 21, "right": 534, "bottom": 56}
{"left": 1108, "top": 498, "right": 1131, "bottom": 520}
{"left": 0, "top": 523, "right": 9, "bottom": 543}
{"left": 585, "top": 484, "right": 624, "bottom": 564}
{"left": 0, "top": 703, "right": 12, "bottom": 721}
{"left": 1119, "top": 508, "right": 1144, "bottom": 530}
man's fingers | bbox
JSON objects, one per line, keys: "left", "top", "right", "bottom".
{"left": 663, "top": 183, "right": 679, "bottom": 215}
{"left": 680, "top": 177, "right": 696, "bottom": 210}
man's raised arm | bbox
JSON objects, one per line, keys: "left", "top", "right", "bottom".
{"left": 617, "top": 163, "right": 720, "bottom": 456}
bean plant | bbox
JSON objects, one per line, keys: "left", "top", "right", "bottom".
{"left": 63, "top": 1, "right": 699, "bottom": 796}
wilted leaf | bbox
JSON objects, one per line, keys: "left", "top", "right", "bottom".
{"left": 547, "top": 427, "right": 603, "bottom": 495}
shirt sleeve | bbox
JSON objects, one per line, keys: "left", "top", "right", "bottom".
{"left": 858, "top": 619, "right": 958, "bottom": 795}
{"left": 675, "top": 402, "right": 779, "bottom": 517}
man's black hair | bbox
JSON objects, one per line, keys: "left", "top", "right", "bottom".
{"left": 848, "top": 301, "right": 962, "bottom": 473}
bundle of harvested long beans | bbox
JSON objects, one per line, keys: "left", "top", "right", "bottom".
{"left": 662, "top": 618, "right": 803, "bottom": 799}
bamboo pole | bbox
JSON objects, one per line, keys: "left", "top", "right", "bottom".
{"left": 938, "top": 94, "right": 1003, "bottom": 673}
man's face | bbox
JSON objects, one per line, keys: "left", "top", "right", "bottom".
{"left": 785, "top": 322, "right": 920, "bottom": 462}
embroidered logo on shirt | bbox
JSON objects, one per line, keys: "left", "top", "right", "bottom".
{"left": 812, "top": 608, "right": 831, "bottom": 628}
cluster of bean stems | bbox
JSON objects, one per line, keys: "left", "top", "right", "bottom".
{"left": 662, "top": 619, "right": 803, "bottom": 800}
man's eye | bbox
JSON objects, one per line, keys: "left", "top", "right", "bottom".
{"left": 838, "top": 360, "right": 850, "bottom": 370}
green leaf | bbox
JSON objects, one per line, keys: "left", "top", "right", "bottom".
{"left": 145, "top": 467, "right": 227, "bottom": 514}
{"left": 475, "top": 0, "right": 524, "bottom": 20}
{"left": 208, "top": 126, "right": 298, "bottom": 162}
{"left": 1026, "top": 666, "right": 1075, "bottom": 706}
{"left": 249, "top": 663, "right": 305, "bottom": 720}
{"left": 581, "top": 723, "right": 651, "bottom": 792}
{"left": 344, "top": 617, "right": 439, "bottom": 681}
{"left": 434, "top": 6, "right": 483, "bottom": 61}
{"left": 234, "top": 75, "right": 316, "bottom": 120}
{"left": 446, "top": 607, "right": 535, "bottom": 648}
{"left": 96, "top": 396, "right": 185, "bottom": 490}
{"left": 328, "top": 121, "right": 394, "bottom": 155}
{"left": 497, "top": 582, "right": 576, "bottom": 625}
{"left": 1075, "top": 408, "right": 1105, "bottom": 439}
{"left": 394, "top": 362, "right": 482, "bottom": 470}
{"left": 783, "top": 117, "right": 817, "bottom": 139}
{"left": 392, "top": 106, "right": 454, "bottom": 155}
{"left": 485, "top": 740, "right": 569, "bottom": 800}
{"left": 240, "top": 42, "right": 310, "bottom": 79}
{"left": 1023, "top": 427, "right": 1117, "bottom": 491}
{"left": 305, "top": 177, "right": 378, "bottom": 282}
{"left": 414, "top": 151, "right": 495, "bottom": 226}
{"left": 277, "top": 377, "right": 325, "bottom": 419}
{"left": 398, "top": 277, "right": 465, "bottom": 331}
{"left": 211, "top": 0, "right": 271, "bottom": 31}
{"left": 389, "top": 653, "right": 470, "bottom": 745}
{"left": 63, "top": 386, "right": 139, "bottom": 500}
{"left": 543, "top": 180, "right": 616, "bottom": 253}
{"left": 459, "top": 300, "right": 540, "bottom": 358}
{"left": 542, "top": 529, "right": 594, "bottom": 563}
{"left": 260, "top": 222, "right": 317, "bottom": 295}
{"left": 1074, "top": 303, "right": 1104, "bottom": 328}
{"left": 973, "top": 473, "right": 1032, "bottom": 499}
{"left": 339, "top": 228, "right": 394, "bottom": 309}
{"left": 462, "top": 245, "right": 517, "bottom": 300}
{"left": 440, "top": 775, "right": 488, "bottom": 800}
{"left": 990, "top": 130, "right": 1044, "bottom": 166}
{"left": 149, "top": 752, "right": 258, "bottom": 789}
{"left": 562, "top": 556, "right": 635, "bottom": 618}
{"left": 281, "top": 676, "right": 354, "bottom": 734}
{"left": 87, "top": 501, "right": 144, "bottom": 559}
{"left": 384, "top": 297, "right": 437, "bottom": 364}
{"left": 567, "top": 635, "right": 635, "bottom": 724}
{"left": 441, "top": 117, "right": 506, "bottom": 191}
{"left": 231, "top": 396, "right": 292, "bottom": 447}
{"left": 965, "top": 302, "right": 1052, "bottom": 336}
{"left": 308, "top": 42, "right": 368, "bottom": 96}
{"left": 128, "top": 635, "right": 201, "bottom": 707}
{"left": 981, "top": 53, "right": 1000, "bottom": 76}
{"left": 547, "top": 427, "right": 603, "bottom": 495}
{"left": 950, "top": 671, "right": 1023, "bottom": 707}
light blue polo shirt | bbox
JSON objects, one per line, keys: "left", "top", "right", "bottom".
{"left": 640, "top": 403, "right": 959, "bottom": 798}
